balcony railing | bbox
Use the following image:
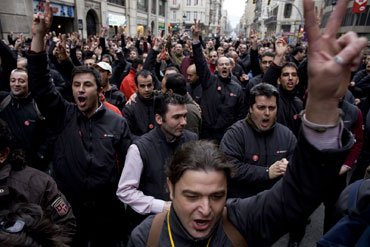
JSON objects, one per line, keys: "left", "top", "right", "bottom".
{"left": 169, "top": 3, "right": 180, "bottom": 9}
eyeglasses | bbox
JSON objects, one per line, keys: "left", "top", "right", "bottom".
{"left": 0, "top": 220, "right": 25, "bottom": 233}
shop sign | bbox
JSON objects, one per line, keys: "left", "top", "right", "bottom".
{"left": 158, "top": 22, "right": 165, "bottom": 30}
{"left": 33, "top": 1, "right": 74, "bottom": 18}
{"left": 137, "top": 18, "right": 147, "bottom": 25}
{"left": 107, "top": 13, "right": 126, "bottom": 26}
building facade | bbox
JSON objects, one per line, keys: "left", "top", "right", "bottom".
{"left": 239, "top": 0, "right": 256, "bottom": 36}
{"left": 168, "top": 0, "right": 211, "bottom": 35}
{"left": 319, "top": 0, "right": 370, "bottom": 39}
{"left": 264, "top": 0, "right": 303, "bottom": 42}
{"left": 0, "top": 0, "right": 168, "bottom": 40}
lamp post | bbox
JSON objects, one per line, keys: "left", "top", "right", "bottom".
{"left": 182, "top": 12, "right": 187, "bottom": 30}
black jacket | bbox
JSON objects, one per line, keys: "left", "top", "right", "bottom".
{"left": 277, "top": 87, "right": 303, "bottom": 136}
{"left": 27, "top": 52, "right": 132, "bottom": 236}
{"left": 220, "top": 119, "right": 296, "bottom": 198}
{"left": 192, "top": 42, "right": 247, "bottom": 141}
{"left": 122, "top": 96, "right": 155, "bottom": 140}
{"left": 0, "top": 92, "right": 53, "bottom": 169}
{"left": 134, "top": 127, "right": 198, "bottom": 201}
{"left": 103, "top": 84, "right": 126, "bottom": 111}
{"left": 128, "top": 128, "right": 354, "bottom": 247}
{"left": 186, "top": 80, "right": 202, "bottom": 105}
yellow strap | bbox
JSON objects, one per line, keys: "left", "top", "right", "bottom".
{"left": 167, "top": 208, "right": 213, "bottom": 247}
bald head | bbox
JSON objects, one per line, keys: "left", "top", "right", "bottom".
{"left": 186, "top": 64, "right": 199, "bottom": 84}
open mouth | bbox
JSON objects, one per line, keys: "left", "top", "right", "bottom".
{"left": 77, "top": 96, "right": 87, "bottom": 107}
{"left": 261, "top": 119, "right": 270, "bottom": 127}
{"left": 221, "top": 70, "right": 228, "bottom": 77}
{"left": 193, "top": 219, "right": 211, "bottom": 231}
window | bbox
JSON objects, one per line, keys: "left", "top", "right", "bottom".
{"left": 172, "top": 11, "right": 176, "bottom": 20}
{"left": 194, "top": 11, "right": 198, "bottom": 20}
{"left": 173, "top": 0, "right": 177, "bottom": 4}
{"left": 194, "top": 0, "right": 198, "bottom": 5}
{"left": 186, "top": 0, "right": 191, "bottom": 6}
{"left": 108, "top": 0, "right": 125, "bottom": 6}
{"left": 284, "top": 3, "right": 292, "bottom": 18}
{"left": 152, "top": 2, "right": 156, "bottom": 14}
{"left": 186, "top": 11, "right": 190, "bottom": 21}
{"left": 159, "top": 0, "right": 165, "bottom": 16}
{"left": 137, "top": 0, "right": 147, "bottom": 11}
{"left": 281, "top": 25, "right": 291, "bottom": 32}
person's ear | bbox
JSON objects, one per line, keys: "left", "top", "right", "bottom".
{"left": 0, "top": 147, "right": 10, "bottom": 164}
{"left": 155, "top": 114, "right": 163, "bottom": 125}
{"left": 167, "top": 177, "right": 174, "bottom": 200}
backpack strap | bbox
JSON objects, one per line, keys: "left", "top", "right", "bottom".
{"left": 146, "top": 212, "right": 166, "bottom": 247}
{"left": 0, "top": 95, "right": 11, "bottom": 112}
{"left": 223, "top": 207, "right": 248, "bottom": 247}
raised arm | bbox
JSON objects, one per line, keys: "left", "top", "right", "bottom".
{"left": 29, "top": 0, "right": 67, "bottom": 130}
{"left": 227, "top": 0, "right": 368, "bottom": 245}
{"left": 191, "top": 19, "right": 213, "bottom": 89}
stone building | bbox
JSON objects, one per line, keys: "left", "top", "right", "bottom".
{"left": 0, "top": 0, "right": 168, "bottom": 40}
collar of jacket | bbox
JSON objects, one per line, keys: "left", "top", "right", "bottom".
{"left": 278, "top": 86, "right": 296, "bottom": 100}
{"left": 77, "top": 102, "right": 105, "bottom": 120}
{"left": 245, "top": 112, "right": 276, "bottom": 134}
{"left": 153, "top": 126, "right": 184, "bottom": 144}
{"left": 167, "top": 204, "right": 220, "bottom": 245}
{"left": 10, "top": 92, "right": 32, "bottom": 104}
{"left": 129, "top": 68, "right": 136, "bottom": 74}
{"left": 218, "top": 74, "right": 231, "bottom": 84}
{"left": 137, "top": 94, "right": 154, "bottom": 105}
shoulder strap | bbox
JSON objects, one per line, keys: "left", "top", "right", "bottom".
{"left": 32, "top": 99, "right": 44, "bottom": 120}
{"left": 0, "top": 95, "right": 11, "bottom": 112}
{"left": 147, "top": 212, "right": 167, "bottom": 247}
{"left": 223, "top": 207, "right": 248, "bottom": 247}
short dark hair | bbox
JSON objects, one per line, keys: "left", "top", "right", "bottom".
{"left": 134, "top": 69, "right": 152, "bottom": 86}
{"left": 292, "top": 46, "right": 305, "bottom": 56}
{"left": 102, "top": 54, "right": 113, "bottom": 65}
{"left": 83, "top": 56, "right": 96, "bottom": 62}
{"left": 71, "top": 66, "right": 102, "bottom": 89}
{"left": 132, "top": 57, "right": 144, "bottom": 70}
{"left": 0, "top": 119, "right": 27, "bottom": 170}
{"left": 261, "top": 51, "right": 275, "bottom": 59}
{"left": 165, "top": 74, "right": 187, "bottom": 96}
{"left": 165, "top": 65, "right": 180, "bottom": 74}
{"left": 249, "top": 83, "right": 279, "bottom": 107}
{"left": 0, "top": 203, "right": 70, "bottom": 247}
{"left": 281, "top": 62, "right": 298, "bottom": 74}
{"left": 154, "top": 93, "right": 186, "bottom": 120}
{"left": 167, "top": 140, "right": 234, "bottom": 187}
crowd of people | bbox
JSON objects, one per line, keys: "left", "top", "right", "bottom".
{"left": 0, "top": 0, "right": 369, "bottom": 246}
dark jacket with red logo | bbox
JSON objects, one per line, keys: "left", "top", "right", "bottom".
{"left": 192, "top": 42, "right": 247, "bottom": 142}
{"left": 122, "top": 95, "right": 155, "bottom": 140}
{"left": 220, "top": 118, "right": 296, "bottom": 198}
{"left": 27, "top": 52, "right": 132, "bottom": 242}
